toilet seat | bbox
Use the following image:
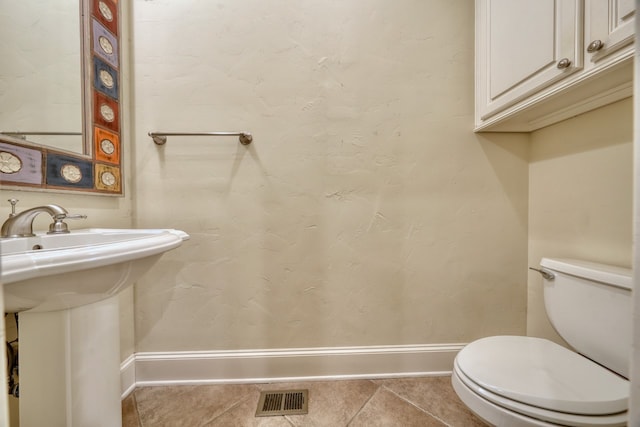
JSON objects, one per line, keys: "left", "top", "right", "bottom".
{"left": 452, "top": 365, "right": 628, "bottom": 426}
{"left": 453, "top": 336, "right": 629, "bottom": 427}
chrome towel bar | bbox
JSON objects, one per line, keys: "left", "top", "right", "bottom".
{"left": 148, "top": 131, "right": 253, "bottom": 145}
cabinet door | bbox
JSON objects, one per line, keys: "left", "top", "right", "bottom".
{"left": 476, "top": 0, "right": 583, "bottom": 121}
{"left": 585, "top": 0, "right": 635, "bottom": 64}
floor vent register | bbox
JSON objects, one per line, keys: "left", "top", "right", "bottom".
{"left": 255, "top": 389, "right": 309, "bottom": 417}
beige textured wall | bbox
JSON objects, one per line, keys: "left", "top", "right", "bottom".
{"left": 528, "top": 98, "right": 633, "bottom": 343}
{"left": 131, "top": 0, "right": 529, "bottom": 352}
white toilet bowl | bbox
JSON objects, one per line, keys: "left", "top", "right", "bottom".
{"left": 451, "top": 336, "right": 628, "bottom": 426}
{"left": 451, "top": 258, "right": 632, "bottom": 427}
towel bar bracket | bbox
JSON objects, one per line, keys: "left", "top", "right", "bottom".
{"left": 150, "top": 135, "right": 168, "bottom": 145}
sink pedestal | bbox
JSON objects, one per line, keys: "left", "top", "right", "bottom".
{"left": 19, "top": 295, "right": 122, "bottom": 427}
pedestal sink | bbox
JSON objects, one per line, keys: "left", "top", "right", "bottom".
{"left": 1, "top": 227, "right": 189, "bottom": 312}
{"left": 0, "top": 228, "right": 189, "bottom": 427}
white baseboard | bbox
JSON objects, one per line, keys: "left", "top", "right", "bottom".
{"left": 120, "top": 354, "right": 136, "bottom": 398}
{"left": 121, "top": 343, "right": 465, "bottom": 396}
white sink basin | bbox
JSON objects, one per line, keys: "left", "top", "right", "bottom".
{"left": 0, "top": 228, "right": 189, "bottom": 312}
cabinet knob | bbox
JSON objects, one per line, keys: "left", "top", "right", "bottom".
{"left": 556, "top": 58, "right": 572, "bottom": 69}
{"left": 587, "top": 39, "right": 604, "bottom": 53}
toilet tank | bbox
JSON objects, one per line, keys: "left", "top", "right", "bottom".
{"left": 540, "top": 258, "right": 632, "bottom": 378}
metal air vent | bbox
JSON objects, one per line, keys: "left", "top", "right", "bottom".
{"left": 255, "top": 389, "right": 308, "bottom": 417}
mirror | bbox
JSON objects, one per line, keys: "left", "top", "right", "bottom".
{"left": 0, "top": 0, "right": 123, "bottom": 195}
{"left": 0, "top": 0, "right": 83, "bottom": 154}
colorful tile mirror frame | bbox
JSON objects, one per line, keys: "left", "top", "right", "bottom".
{"left": 0, "top": 0, "right": 122, "bottom": 195}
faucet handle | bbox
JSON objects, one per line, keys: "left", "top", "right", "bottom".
{"left": 48, "top": 213, "right": 87, "bottom": 234}
{"left": 61, "top": 214, "right": 88, "bottom": 220}
{"left": 7, "top": 199, "right": 18, "bottom": 217}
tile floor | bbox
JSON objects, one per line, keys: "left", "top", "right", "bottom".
{"left": 122, "top": 376, "right": 487, "bottom": 426}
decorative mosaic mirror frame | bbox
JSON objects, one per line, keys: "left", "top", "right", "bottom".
{"left": 0, "top": 0, "right": 123, "bottom": 196}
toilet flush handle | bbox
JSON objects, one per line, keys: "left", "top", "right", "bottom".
{"left": 529, "top": 267, "right": 555, "bottom": 281}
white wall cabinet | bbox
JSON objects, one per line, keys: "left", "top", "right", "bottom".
{"left": 585, "top": 0, "right": 635, "bottom": 65}
{"left": 476, "top": 0, "right": 635, "bottom": 132}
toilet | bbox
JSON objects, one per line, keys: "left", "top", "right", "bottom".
{"left": 452, "top": 258, "right": 632, "bottom": 426}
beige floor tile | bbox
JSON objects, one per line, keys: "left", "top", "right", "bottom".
{"left": 348, "top": 387, "right": 446, "bottom": 427}
{"left": 379, "top": 376, "right": 487, "bottom": 427}
{"left": 124, "top": 376, "right": 489, "bottom": 426}
{"left": 134, "top": 384, "right": 259, "bottom": 427}
{"left": 122, "top": 393, "right": 141, "bottom": 427}
{"left": 255, "top": 380, "right": 379, "bottom": 427}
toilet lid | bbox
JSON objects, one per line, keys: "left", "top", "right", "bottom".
{"left": 456, "top": 336, "right": 629, "bottom": 415}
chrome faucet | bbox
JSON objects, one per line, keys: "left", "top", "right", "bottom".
{"left": 1, "top": 200, "right": 86, "bottom": 238}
